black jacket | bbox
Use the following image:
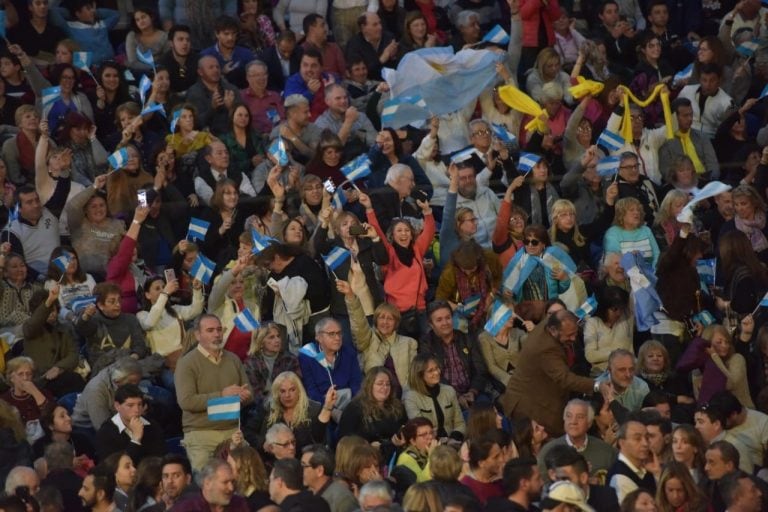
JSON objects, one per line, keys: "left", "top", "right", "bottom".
{"left": 420, "top": 329, "right": 491, "bottom": 396}
{"left": 279, "top": 490, "right": 331, "bottom": 512}
{"left": 259, "top": 46, "right": 301, "bottom": 92}
{"left": 95, "top": 416, "right": 165, "bottom": 463}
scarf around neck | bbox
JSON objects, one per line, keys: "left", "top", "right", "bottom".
{"left": 735, "top": 211, "right": 768, "bottom": 253}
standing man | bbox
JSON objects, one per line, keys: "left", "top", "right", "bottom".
{"left": 659, "top": 98, "right": 720, "bottom": 181}
{"left": 259, "top": 31, "right": 301, "bottom": 92}
{"left": 303, "top": 14, "right": 346, "bottom": 77}
{"left": 501, "top": 311, "right": 612, "bottom": 436}
{"left": 284, "top": 48, "right": 334, "bottom": 121}
{"left": 174, "top": 314, "right": 253, "bottom": 471}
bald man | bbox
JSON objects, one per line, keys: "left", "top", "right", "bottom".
{"left": 186, "top": 55, "right": 241, "bottom": 135}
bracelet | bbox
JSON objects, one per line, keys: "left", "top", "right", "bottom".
{"left": 132, "top": 219, "right": 141, "bottom": 225}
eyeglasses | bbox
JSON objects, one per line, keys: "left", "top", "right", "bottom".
{"left": 274, "top": 439, "right": 296, "bottom": 447}
{"left": 321, "top": 331, "right": 343, "bottom": 338}
{"left": 472, "top": 129, "right": 491, "bottom": 137}
{"left": 524, "top": 239, "right": 541, "bottom": 246}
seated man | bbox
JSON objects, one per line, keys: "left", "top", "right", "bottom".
{"left": 284, "top": 47, "right": 334, "bottom": 121}
{"left": 314, "top": 84, "right": 376, "bottom": 159}
{"left": 596, "top": 349, "right": 650, "bottom": 415}
{"left": 269, "top": 459, "right": 331, "bottom": 511}
{"left": 193, "top": 140, "right": 257, "bottom": 207}
{"left": 345, "top": 13, "right": 397, "bottom": 80}
{"left": 71, "top": 358, "right": 142, "bottom": 432}
{"left": 5, "top": 186, "right": 60, "bottom": 277}
{"left": 200, "top": 15, "right": 256, "bottom": 89}
{"left": 95, "top": 384, "right": 165, "bottom": 463}
{"left": 185, "top": 55, "right": 240, "bottom": 136}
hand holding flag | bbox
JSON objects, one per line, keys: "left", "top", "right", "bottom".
{"left": 518, "top": 152, "right": 541, "bottom": 174}
{"left": 186, "top": 218, "right": 210, "bottom": 241}
{"left": 107, "top": 148, "right": 129, "bottom": 172}
{"left": 191, "top": 254, "right": 215, "bottom": 284}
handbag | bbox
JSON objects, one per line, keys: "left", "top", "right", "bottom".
{"left": 399, "top": 259, "right": 423, "bottom": 336}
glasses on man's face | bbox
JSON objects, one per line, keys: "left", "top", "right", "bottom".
{"left": 321, "top": 331, "right": 343, "bottom": 338}
{"left": 472, "top": 129, "right": 491, "bottom": 137}
{"left": 620, "top": 164, "right": 640, "bottom": 171}
{"left": 274, "top": 439, "right": 296, "bottom": 447}
{"left": 524, "top": 239, "right": 541, "bottom": 246}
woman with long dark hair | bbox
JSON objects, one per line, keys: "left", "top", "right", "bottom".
{"left": 717, "top": 229, "right": 768, "bottom": 317}
{"left": 91, "top": 61, "right": 132, "bottom": 139}
{"left": 44, "top": 63, "right": 93, "bottom": 134}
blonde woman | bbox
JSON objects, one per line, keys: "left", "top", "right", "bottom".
{"left": 226, "top": 446, "right": 272, "bottom": 509}
{"left": 526, "top": 48, "right": 574, "bottom": 105}
{"left": 653, "top": 190, "right": 688, "bottom": 248}
{"left": 603, "top": 197, "right": 660, "bottom": 268}
{"left": 244, "top": 323, "right": 300, "bottom": 409}
{"left": 549, "top": 199, "right": 595, "bottom": 270}
{"left": 402, "top": 482, "right": 444, "bottom": 512}
{"left": 258, "top": 371, "right": 335, "bottom": 453}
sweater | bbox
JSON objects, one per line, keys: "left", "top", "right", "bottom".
{"left": 478, "top": 329, "right": 525, "bottom": 387}
{"left": 66, "top": 186, "right": 126, "bottom": 276}
{"left": 71, "top": 366, "right": 118, "bottom": 430}
{"left": 76, "top": 309, "right": 149, "bottom": 370}
{"left": 21, "top": 301, "right": 79, "bottom": 375}
{"left": 603, "top": 225, "right": 660, "bottom": 269}
{"left": 298, "top": 342, "right": 362, "bottom": 403}
{"left": 95, "top": 414, "right": 165, "bottom": 463}
{"left": 49, "top": 8, "right": 120, "bottom": 65}
{"left": 136, "top": 289, "right": 204, "bottom": 357}
{"left": 174, "top": 348, "right": 252, "bottom": 432}
{"left": 583, "top": 315, "right": 634, "bottom": 374}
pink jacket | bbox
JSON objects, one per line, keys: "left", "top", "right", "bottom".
{"left": 106, "top": 235, "right": 139, "bottom": 314}
{"left": 520, "top": 0, "right": 561, "bottom": 48}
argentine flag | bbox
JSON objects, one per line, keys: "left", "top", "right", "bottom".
{"left": 299, "top": 343, "right": 333, "bottom": 373}
{"left": 381, "top": 95, "right": 429, "bottom": 128}
{"left": 574, "top": 296, "right": 598, "bottom": 320}
{"left": 518, "top": 152, "right": 541, "bottom": 173}
{"left": 186, "top": 218, "right": 210, "bottom": 241}
{"left": 340, "top": 154, "right": 371, "bottom": 181}
{"left": 70, "top": 295, "right": 97, "bottom": 313}
{"left": 597, "top": 156, "right": 620, "bottom": 178}
{"left": 269, "top": 137, "right": 289, "bottom": 166}
{"left": 322, "top": 247, "right": 351, "bottom": 272}
{"left": 484, "top": 300, "right": 513, "bottom": 336}
{"left": 52, "top": 253, "right": 71, "bottom": 273}
{"left": 332, "top": 189, "right": 348, "bottom": 210}
{"left": 491, "top": 123, "right": 517, "bottom": 144}
{"left": 673, "top": 63, "right": 693, "bottom": 84}
{"left": 234, "top": 308, "right": 260, "bottom": 332}
{"left": 251, "top": 229, "right": 277, "bottom": 254}
{"left": 139, "top": 75, "right": 152, "bottom": 106}
{"left": 136, "top": 47, "right": 156, "bottom": 70}
{"left": 736, "top": 39, "right": 760, "bottom": 58}
{"left": 457, "top": 294, "right": 482, "bottom": 317}
{"left": 42, "top": 86, "right": 61, "bottom": 108}
{"left": 141, "top": 103, "right": 165, "bottom": 117}
{"left": 191, "top": 254, "right": 215, "bottom": 284}
{"left": 451, "top": 146, "right": 480, "bottom": 163}
{"left": 481, "top": 25, "right": 510, "bottom": 45}
{"left": 597, "top": 130, "right": 625, "bottom": 153}
{"left": 207, "top": 395, "right": 240, "bottom": 421}
{"left": 108, "top": 148, "right": 129, "bottom": 170}
{"left": 73, "top": 52, "right": 92, "bottom": 72}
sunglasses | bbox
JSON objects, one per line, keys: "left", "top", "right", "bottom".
{"left": 524, "top": 239, "right": 541, "bottom": 246}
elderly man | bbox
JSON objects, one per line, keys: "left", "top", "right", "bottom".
{"left": 315, "top": 84, "right": 376, "bottom": 157}
{"left": 345, "top": 13, "right": 397, "bottom": 80}
{"left": 6, "top": 186, "right": 60, "bottom": 277}
{"left": 194, "top": 140, "right": 257, "bottom": 206}
{"left": 613, "top": 151, "right": 661, "bottom": 226}
{"left": 186, "top": 55, "right": 240, "bottom": 136}
{"left": 536, "top": 399, "right": 617, "bottom": 482}
{"left": 4, "top": 466, "right": 40, "bottom": 500}
{"left": 606, "top": 418, "right": 658, "bottom": 503}
{"left": 240, "top": 60, "right": 284, "bottom": 135}
{"left": 174, "top": 314, "right": 253, "bottom": 471}
{"left": 303, "top": 14, "right": 346, "bottom": 77}
{"left": 357, "top": 481, "right": 395, "bottom": 511}
{"left": 455, "top": 158, "right": 500, "bottom": 248}
{"left": 658, "top": 98, "right": 719, "bottom": 181}
{"left": 596, "top": 349, "right": 650, "bottom": 414}
{"left": 171, "top": 458, "right": 250, "bottom": 511}
{"left": 501, "top": 311, "right": 612, "bottom": 436}
{"left": 265, "top": 424, "right": 298, "bottom": 462}
{"left": 298, "top": 317, "right": 360, "bottom": 420}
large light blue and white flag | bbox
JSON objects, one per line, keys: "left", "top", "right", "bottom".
{"left": 186, "top": 217, "right": 210, "bottom": 241}
{"left": 42, "top": 86, "right": 61, "bottom": 108}
{"left": 234, "top": 308, "right": 260, "bottom": 332}
{"left": 107, "top": 148, "right": 129, "bottom": 170}
{"left": 597, "top": 129, "right": 625, "bottom": 153}
{"left": 70, "top": 295, "right": 97, "bottom": 313}
{"left": 676, "top": 181, "right": 731, "bottom": 222}
{"left": 207, "top": 396, "right": 240, "bottom": 421}
{"left": 696, "top": 258, "right": 716, "bottom": 287}
{"left": 170, "top": 109, "right": 181, "bottom": 133}
{"left": 191, "top": 254, "right": 215, "bottom": 284}
{"left": 322, "top": 247, "right": 351, "bottom": 272}
{"left": 673, "top": 63, "right": 693, "bottom": 84}
{"left": 269, "top": 137, "right": 289, "bottom": 166}
{"left": 518, "top": 152, "right": 541, "bottom": 173}
{"left": 597, "top": 156, "right": 620, "bottom": 178}
{"left": 381, "top": 95, "right": 429, "bottom": 128}
{"left": 340, "top": 154, "right": 371, "bottom": 181}
{"left": 491, "top": 123, "right": 517, "bottom": 144}
{"left": 481, "top": 24, "right": 510, "bottom": 45}
{"left": 574, "top": 296, "right": 598, "bottom": 320}
{"left": 140, "top": 103, "right": 165, "bottom": 117}
{"left": 72, "top": 52, "right": 93, "bottom": 72}
{"left": 251, "top": 229, "right": 277, "bottom": 254}
{"left": 621, "top": 252, "right": 661, "bottom": 331}
{"left": 52, "top": 253, "right": 71, "bottom": 273}
{"left": 484, "top": 300, "right": 513, "bottom": 336}
{"left": 139, "top": 75, "right": 152, "bottom": 106}
{"left": 136, "top": 47, "right": 156, "bottom": 71}
{"left": 502, "top": 251, "right": 538, "bottom": 293}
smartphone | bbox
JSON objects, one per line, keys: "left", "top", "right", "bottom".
{"left": 349, "top": 225, "right": 367, "bottom": 236}
{"left": 164, "top": 268, "right": 176, "bottom": 283}
{"left": 137, "top": 189, "right": 148, "bottom": 208}
{"left": 323, "top": 179, "right": 336, "bottom": 193}
{"left": 411, "top": 189, "right": 428, "bottom": 201}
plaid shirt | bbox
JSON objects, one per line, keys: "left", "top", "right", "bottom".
{"left": 442, "top": 341, "right": 470, "bottom": 395}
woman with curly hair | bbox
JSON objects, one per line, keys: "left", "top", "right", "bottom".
{"left": 226, "top": 445, "right": 272, "bottom": 510}
{"left": 338, "top": 367, "right": 407, "bottom": 461}
{"left": 255, "top": 371, "right": 334, "bottom": 453}
{"left": 656, "top": 460, "right": 709, "bottom": 512}
{"left": 244, "top": 323, "right": 300, "bottom": 408}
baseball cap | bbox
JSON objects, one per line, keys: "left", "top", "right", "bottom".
{"left": 541, "top": 481, "right": 594, "bottom": 512}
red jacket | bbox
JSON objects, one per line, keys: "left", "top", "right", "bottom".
{"left": 520, "top": 0, "right": 561, "bottom": 48}
{"left": 106, "top": 235, "right": 139, "bottom": 314}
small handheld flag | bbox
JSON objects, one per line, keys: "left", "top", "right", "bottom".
{"left": 269, "top": 137, "right": 289, "bottom": 166}
{"left": 42, "top": 86, "right": 61, "bottom": 108}
{"left": 123, "top": 69, "right": 136, "bottom": 81}
{"left": 299, "top": 343, "right": 334, "bottom": 384}
{"left": 140, "top": 103, "right": 165, "bottom": 117}
{"left": 136, "top": 47, "right": 156, "bottom": 71}
{"left": 251, "top": 229, "right": 277, "bottom": 254}
{"left": 52, "top": 253, "right": 72, "bottom": 273}
{"left": 70, "top": 295, "right": 97, "bottom": 313}
{"left": 234, "top": 308, "right": 260, "bottom": 332}
{"left": 139, "top": 75, "right": 152, "bottom": 106}
{"left": 518, "top": 152, "right": 541, "bottom": 173}
{"left": 107, "top": 148, "right": 129, "bottom": 171}
{"left": 696, "top": 258, "right": 716, "bottom": 288}
{"left": 491, "top": 123, "right": 517, "bottom": 144}
{"left": 574, "top": 296, "right": 598, "bottom": 320}
{"left": 340, "top": 154, "right": 371, "bottom": 182}
{"left": 186, "top": 218, "right": 210, "bottom": 241}
{"left": 9, "top": 203, "right": 18, "bottom": 223}
{"left": 736, "top": 39, "right": 760, "bottom": 58}
{"left": 322, "top": 246, "right": 351, "bottom": 273}
{"left": 451, "top": 146, "right": 480, "bottom": 163}
{"left": 170, "top": 109, "right": 181, "bottom": 133}
{"left": 191, "top": 254, "right": 215, "bottom": 284}
{"left": 484, "top": 300, "right": 513, "bottom": 336}
{"left": 597, "top": 130, "right": 625, "bottom": 153}
{"left": 457, "top": 295, "right": 482, "bottom": 317}
{"left": 673, "top": 63, "right": 693, "bottom": 84}
{"left": 481, "top": 25, "right": 510, "bottom": 46}
{"left": 73, "top": 52, "right": 93, "bottom": 73}
{"left": 332, "top": 188, "right": 348, "bottom": 210}
{"left": 596, "top": 156, "right": 620, "bottom": 178}
{"left": 760, "top": 84, "right": 768, "bottom": 100}
{"left": 207, "top": 395, "right": 240, "bottom": 421}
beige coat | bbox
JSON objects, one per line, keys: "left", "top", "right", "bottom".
{"left": 403, "top": 384, "right": 466, "bottom": 436}
{"left": 478, "top": 329, "right": 526, "bottom": 387}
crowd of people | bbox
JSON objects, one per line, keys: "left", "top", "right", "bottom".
{"left": 2, "top": 0, "right": 768, "bottom": 511}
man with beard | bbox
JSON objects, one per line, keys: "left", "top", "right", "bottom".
{"left": 171, "top": 458, "right": 249, "bottom": 511}
{"left": 455, "top": 158, "right": 499, "bottom": 248}
{"left": 174, "top": 314, "right": 253, "bottom": 471}
{"left": 78, "top": 465, "right": 116, "bottom": 512}
{"left": 484, "top": 457, "right": 543, "bottom": 512}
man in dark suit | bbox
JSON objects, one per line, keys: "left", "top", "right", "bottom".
{"left": 543, "top": 445, "right": 620, "bottom": 511}
{"left": 259, "top": 30, "right": 302, "bottom": 92}
{"left": 500, "top": 310, "right": 612, "bottom": 436}
{"left": 94, "top": 384, "right": 165, "bottom": 463}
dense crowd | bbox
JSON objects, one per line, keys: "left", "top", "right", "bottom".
{"left": 3, "top": 0, "right": 768, "bottom": 511}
